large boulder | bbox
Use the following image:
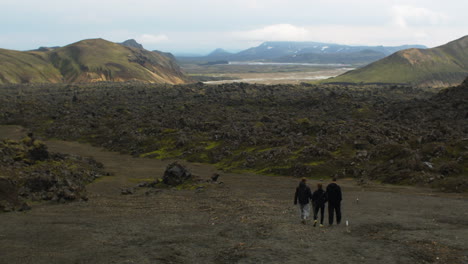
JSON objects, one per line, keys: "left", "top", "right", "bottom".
{"left": 163, "top": 162, "right": 192, "bottom": 186}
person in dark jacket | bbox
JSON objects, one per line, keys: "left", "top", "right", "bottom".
{"left": 326, "top": 177, "right": 342, "bottom": 225}
{"left": 312, "top": 183, "right": 327, "bottom": 227}
{"left": 294, "top": 178, "right": 313, "bottom": 224}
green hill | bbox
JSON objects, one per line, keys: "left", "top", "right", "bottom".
{"left": 0, "top": 49, "right": 62, "bottom": 83}
{"left": 324, "top": 35, "right": 468, "bottom": 87}
{"left": 0, "top": 38, "right": 190, "bottom": 85}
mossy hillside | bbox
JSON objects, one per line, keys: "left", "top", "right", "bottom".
{"left": 1, "top": 81, "right": 466, "bottom": 191}
{"left": 324, "top": 35, "right": 468, "bottom": 88}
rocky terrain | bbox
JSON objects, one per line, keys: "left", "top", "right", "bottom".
{"left": 0, "top": 132, "right": 107, "bottom": 212}
{"left": 0, "top": 79, "right": 466, "bottom": 192}
{"left": 0, "top": 125, "right": 466, "bottom": 264}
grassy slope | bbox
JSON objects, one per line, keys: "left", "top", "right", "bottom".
{"left": 0, "top": 39, "right": 189, "bottom": 85}
{"left": 0, "top": 49, "right": 62, "bottom": 84}
{"left": 49, "top": 39, "right": 188, "bottom": 84}
{"left": 324, "top": 36, "right": 468, "bottom": 87}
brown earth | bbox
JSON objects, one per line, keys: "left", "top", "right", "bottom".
{"left": 0, "top": 125, "right": 467, "bottom": 264}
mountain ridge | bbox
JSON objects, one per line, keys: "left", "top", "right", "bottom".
{"left": 119, "top": 39, "right": 144, "bottom": 49}
{"left": 176, "top": 41, "right": 426, "bottom": 65}
{"left": 324, "top": 35, "right": 468, "bottom": 87}
{"left": 0, "top": 38, "right": 190, "bottom": 85}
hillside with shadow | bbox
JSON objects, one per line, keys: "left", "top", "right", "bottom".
{"left": 0, "top": 39, "right": 190, "bottom": 85}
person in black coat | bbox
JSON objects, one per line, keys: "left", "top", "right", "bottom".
{"left": 294, "top": 178, "right": 313, "bottom": 224}
{"left": 326, "top": 177, "right": 342, "bottom": 225}
{"left": 312, "top": 183, "right": 327, "bottom": 227}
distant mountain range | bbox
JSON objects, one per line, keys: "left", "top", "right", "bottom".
{"left": 0, "top": 39, "right": 190, "bottom": 85}
{"left": 177, "top": 41, "right": 426, "bottom": 65}
{"left": 2, "top": 36, "right": 466, "bottom": 87}
{"left": 324, "top": 35, "right": 468, "bottom": 87}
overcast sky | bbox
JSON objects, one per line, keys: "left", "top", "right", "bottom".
{"left": 1, "top": 0, "right": 466, "bottom": 54}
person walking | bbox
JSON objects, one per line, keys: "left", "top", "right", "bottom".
{"left": 312, "top": 183, "right": 327, "bottom": 227}
{"left": 294, "top": 178, "right": 313, "bottom": 224}
{"left": 326, "top": 177, "right": 342, "bottom": 225}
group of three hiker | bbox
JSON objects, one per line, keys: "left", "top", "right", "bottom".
{"left": 294, "top": 177, "right": 342, "bottom": 226}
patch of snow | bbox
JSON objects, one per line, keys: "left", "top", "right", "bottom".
{"left": 267, "top": 46, "right": 273, "bottom": 50}
{"left": 321, "top": 46, "right": 329, "bottom": 51}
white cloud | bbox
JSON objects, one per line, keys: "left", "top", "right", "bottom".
{"left": 391, "top": 5, "right": 449, "bottom": 28}
{"left": 137, "top": 34, "right": 169, "bottom": 44}
{"left": 1, "top": 0, "right": 466, "bottom": 52}
{"left": 231, "top": 24, "right": 311, "bottom": 42}
{"left": 221, "top": 23, "right": 465, "bottom": 50}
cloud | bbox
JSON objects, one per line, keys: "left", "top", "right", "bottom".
{"left": 391, "top": 5, "right": 449, "bottom": 28}
{"left": 231, "top": 24, "right": 311, "bottom": 42}
{"left": 137, "top": 34, "right": 169, "bottom": 44}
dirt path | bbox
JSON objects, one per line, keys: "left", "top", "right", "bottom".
{"left": 0, "top": 125, "right": 467, "bottom": 264}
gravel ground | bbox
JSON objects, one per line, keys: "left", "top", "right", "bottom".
{"left": 0, "top": 126, "right": 467, "bottom": 264}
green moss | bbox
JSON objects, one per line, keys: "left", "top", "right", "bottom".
{"left": 331, "top": 144, "right": 355, "bottom": 158}
{"left": 254, "top": 122, "right": 265, "bottom": 128}
{"left": 296, "top": 117, "right": 311, "bottom": 125}
{"left": 162, "top": 128, "right": 178, "bottom": 134}
{"left": 257, "top": 147, "right": 275, "bottom": 153}
{"left": 139, "top": 148, "right": 182, "bottom": 159}
{"left": 243, "top": 147, "right": 257, "bottom": 153}
{"left": 204, "top": 141, "right": 221, "bottom": 150}
{"left": 293, "top": 147, "right": 305, "bottom": 154}
{"left": 174, "top": 179, "right": 206, "bottom": 190}
{"left": 306, "top": 161, "right": 325, "bottom": 166}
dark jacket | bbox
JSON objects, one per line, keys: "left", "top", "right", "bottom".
{"left": 326, "top": 182, "right": 342, "bottom": 204}
{"left": 294, "top": 182, "right": 313, "bottom": 205}
{"left": 312, "top": 189, "right": 327, "bottom": 207}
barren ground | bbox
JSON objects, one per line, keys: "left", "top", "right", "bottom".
{"left": 201, "top": 69, "right": 350, "bottom": 85}
{"left": 0, "top": 126, "right": 467, "bottom": 264}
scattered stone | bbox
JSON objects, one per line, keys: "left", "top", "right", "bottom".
{"left": 423, "top": 162, "right": 434, "bottom": 169}
{"left": 195, "top": 186, "right": 205, "bottom": 193}
{"left": 121, "top": 188, "right": 135, "bottom": 195}
{"left": 211, "top": 173, "right": 220, "bottom": 182}
{"left": 163, "top": 162, "right": 192, "bottom": 186}
{"left": 137, "top": 182, "right": 150, "bottom": 187}
{"left": 355, "top": 150, "right": 368, "bottom": 159}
